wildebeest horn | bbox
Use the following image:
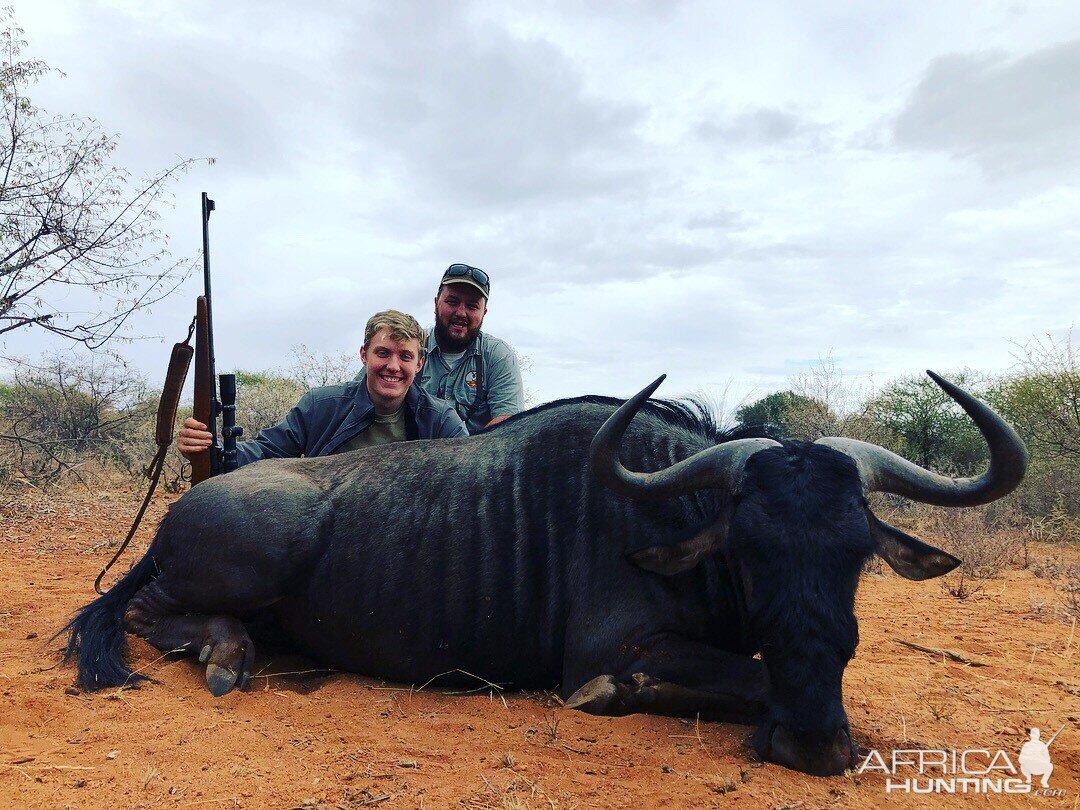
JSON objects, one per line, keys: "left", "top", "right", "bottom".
{"left": 816, "top": 370, "right": 1028, "bottom": 506}
{"left": 590, "top": 375, "right": 780, "bottom": 500}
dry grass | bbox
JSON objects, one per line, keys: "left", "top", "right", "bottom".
{"left": 1029, "top": 501, "right": 1080, "bottom": 544}
{"left": 1027, "top": 550, "right": 1080, "bottom": 621}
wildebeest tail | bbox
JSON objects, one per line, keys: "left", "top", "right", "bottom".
{"left": 59, "top": 547, "right": 159, "bottom": 691}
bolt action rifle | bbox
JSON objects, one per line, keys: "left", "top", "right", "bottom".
{"left": 94, "top": 192, "right": 242, "bottom": 593}
{"left": 190, "top": 192, "right": 242, "bottom": 484}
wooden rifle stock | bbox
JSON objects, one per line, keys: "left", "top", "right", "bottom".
{"left": 96, "top": 311, "right": 196, "bottom": 594}
{"left": 157, "top": 338, "right": 194, "bottom": 448}
{"left": 191, "top": 295, "right": 214, "bottom": 485}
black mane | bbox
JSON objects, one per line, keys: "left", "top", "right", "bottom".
{"left": 488, "top": 394, "right": 778, "bottom": 445}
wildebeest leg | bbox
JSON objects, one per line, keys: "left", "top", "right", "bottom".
{"left": 124, "top": 581, "right": 255, "bottom": 697}
{"left": 118, "top": 479, "right": 330, "bottom": 696}
{"left": 566, "top": 673, "right": 763, "bottom": 724}
{"left": 564, "top": 635, "right": 767, "bottom": 724}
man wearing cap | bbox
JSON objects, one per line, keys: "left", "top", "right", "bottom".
{"left": 421, "top": 263, "right": 524, "bottom": 432}
{"left": 177, "top": 309, "right": 467, "bottom": 467}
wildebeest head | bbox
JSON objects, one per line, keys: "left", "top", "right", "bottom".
{"left": 590, "top": 372, "right": 1027, "bottom": 777}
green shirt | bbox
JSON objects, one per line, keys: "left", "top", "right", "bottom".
{"left": 337, "top": 408, "right": 407, "bottom": 452}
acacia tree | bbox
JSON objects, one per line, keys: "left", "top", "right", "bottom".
{"left": 864, "top": 371, "right": 988, "bottom": 474}
{"left": 989, "top": 331, "right": 1080, "bottom": 520}
{"left": 0, "top": 12, "right": 197, "bottom": 350}
{"left": 996, "top": 331, "right": 1080, "bottom": 462}
{"left": 736, "top": 391, "right": 826, "bottom": 438}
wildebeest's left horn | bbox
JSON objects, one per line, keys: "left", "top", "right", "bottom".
{"left": 591, "top": 375, "right": 780, "bottom": 500}
{"left": 816, "top": 371, "right": 1028, "bottom": 506}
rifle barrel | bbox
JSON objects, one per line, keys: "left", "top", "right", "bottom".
{"left": 201, "top": 192, "right": 217, "bottom": 409}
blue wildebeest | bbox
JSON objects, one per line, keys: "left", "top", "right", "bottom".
{"left": 62, "top": 372, "right": 1026, "bottom": 776}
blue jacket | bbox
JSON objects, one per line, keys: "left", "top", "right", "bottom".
{"left": 234, "top": 381, "right": 468, "bottom": 467}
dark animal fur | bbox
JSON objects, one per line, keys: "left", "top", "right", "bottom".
{"left": 60, "top": 393, "right": 958, "bottom": 777}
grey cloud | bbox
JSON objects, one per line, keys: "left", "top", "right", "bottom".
{"left": 505, "top": 276, "right": 767, "bottom": 399}
{"left": 28, "top": 4, "right": 332, "bottom": 176}
{"left": 699, "top": 107, "right": 798, "bottom": 144}
{"left": 684, "top": 210, "right": 751, "bottom": 231}
{"left": 417, "top": 202, "right": 739, "bottom": 289}
{"left": 894, "top": 39, "right": 1080, "bottom": 177}
{"left": 108, "top": 58, "right": 317, "bottom": 174}
{"left": 334, "top": 6, "right": 648, "bottom": 208}
{"left": 11, "top": 0, "right": 1072, "bottom": 411}
{"left": 696, "top": 106, "right": 829, "bottom": 149}
{"left": 734, "top": 240, "right": 832, "bottom": 262}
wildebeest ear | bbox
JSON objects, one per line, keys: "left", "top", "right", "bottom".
{"left": 868, "top": 511, "right": 961, "bottom": 581}
{"left": 630, "top": 523, "right": 728, "bottom": 576}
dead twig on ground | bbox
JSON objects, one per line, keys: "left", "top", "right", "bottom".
{"left": 112, "top": 646, "right": 185, "bottom": 694}
{"left": 252, "top": 667, "right": 339, "bottom": 680}
{"left": 1, "top": 763, "right": 35, "bottom": 781}
{"left": 411, "top": 668, "right": 511, "bottom": 710}
{"left": 415, "top": 668, "right": 507, "bottom": 694}
{"left": 893, "top": 638, "right": 988, "bottom": 667}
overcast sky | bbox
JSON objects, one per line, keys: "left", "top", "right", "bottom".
{"left": 4, "top": 0, "right": 1078, "bottom": 413}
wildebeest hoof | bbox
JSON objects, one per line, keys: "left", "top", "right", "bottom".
{"left": 565, "top": 675, "right": 617, "bottom": 712}
{"left": 205, "top": 663, "right": 238, "bottom": 697}
{"left": 198, "top": 644, "right": 212, "bottom": 663}
{"left": 565, "top": 675, "right": 633, "bottom": 716}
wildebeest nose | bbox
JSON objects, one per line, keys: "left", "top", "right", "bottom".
{"left": 768, "top": 724, "right": 854, "bottom": 777}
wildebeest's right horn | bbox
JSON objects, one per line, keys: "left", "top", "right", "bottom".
{"left": 590, "top": 375, "right": 780, "bottom": 500}
{"left": 816, "top": 370, "right": 1028, "bottom": 506}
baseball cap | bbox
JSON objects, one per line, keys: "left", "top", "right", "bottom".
{"left": 440, "top": 263, "right": 490, "bottom": 299}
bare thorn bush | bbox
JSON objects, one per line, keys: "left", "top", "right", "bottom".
{"left": 927, "top": 508, "right": 1022, "bottom": 599}
{"left": 285, "top": 344, "right": 362, "bottom": 390}
{"left": 1, "top": 11, "right": 201, "bottom": 350}
{"left": 1054, "top": 566, "right": 1080, "bottom": 621}
{"left": 1, "top": 350, "right": 151, "bottom": 490}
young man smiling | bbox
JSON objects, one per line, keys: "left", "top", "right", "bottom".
{"left": 177, "top": 310, "right": 466, "bottom": 467}
{"left": 420, "top": 263, "right": 524, "bottom": 433}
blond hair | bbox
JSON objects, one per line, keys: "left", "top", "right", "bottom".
{"left": 363, "top": 309, "right": 427, "bottom": 352}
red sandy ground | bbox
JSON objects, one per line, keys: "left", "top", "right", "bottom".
{"left": 1, "top": 489, "right": 1077, "bottom": 809}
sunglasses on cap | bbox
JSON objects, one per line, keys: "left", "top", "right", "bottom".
{"left": 442, "top": 263, "right": 490, "bottom": 294}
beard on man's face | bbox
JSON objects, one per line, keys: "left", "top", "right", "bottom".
{"left": 434, "top": 315, "right": 480, "bottom": 352}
